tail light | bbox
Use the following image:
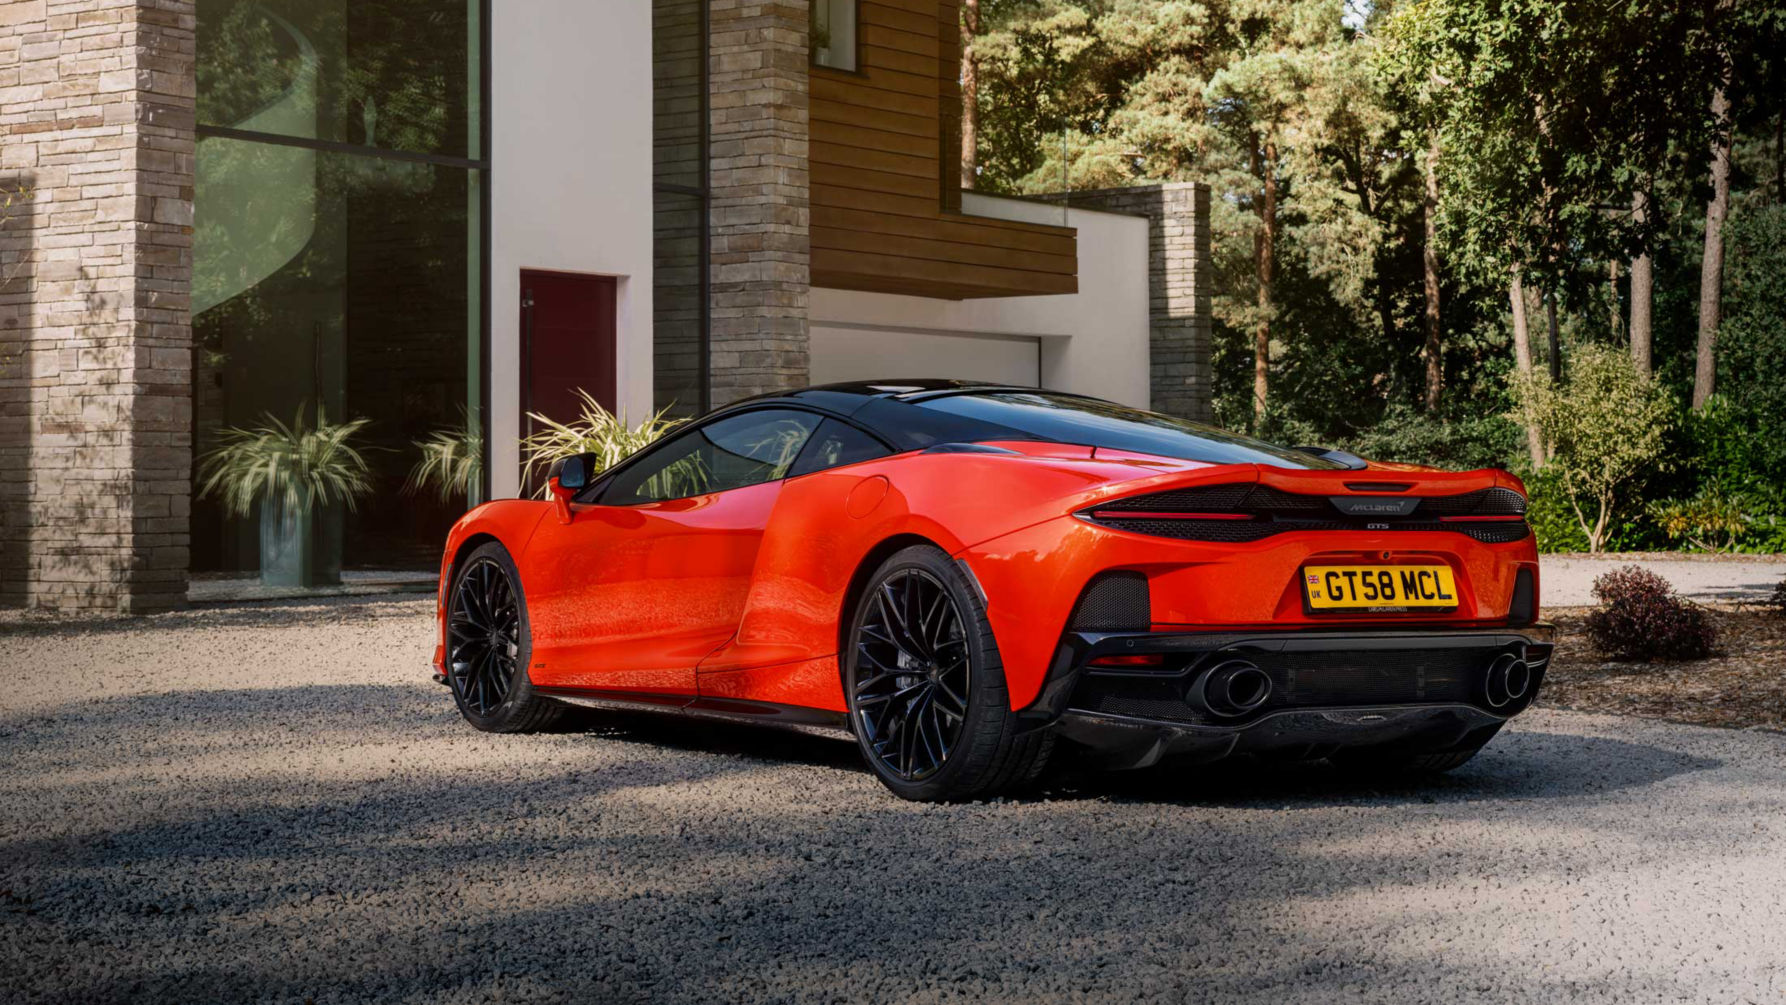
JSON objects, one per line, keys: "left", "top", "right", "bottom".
{"left": 1079, "top": 484, "right": 1528, "bottom": 543}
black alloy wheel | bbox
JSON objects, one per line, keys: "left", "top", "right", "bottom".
{"left": 845, "top": 545, "right": 1053, "bottom": 801}
{"left": 853, "top": 568, "right": 971, "bottom": 781}
{"left": 447, "top": 556, "right": 521, "bottom": 716}
{"left": 444, "top": 542, "right": 563, "bottom": 733}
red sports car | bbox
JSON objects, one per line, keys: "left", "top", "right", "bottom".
{"left": 433, "top": 381, "right": 1551, "bottom": 801}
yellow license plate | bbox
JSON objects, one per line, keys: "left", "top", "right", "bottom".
{"left": 1303, "top": 565, "right": 1459, "bottom": 611}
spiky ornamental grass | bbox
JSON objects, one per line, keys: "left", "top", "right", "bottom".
{"left": 517, "top": 389, "right": 687, "bottom": 498}
{"left": 404, "top": 416, "right": 484, "bottom": 504}
{"left": 199, "top": 404, "right": 373, "bottom": 517}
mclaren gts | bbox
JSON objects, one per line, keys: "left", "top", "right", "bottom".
{"left": 434, "top": 380, "right": 1551, "bottom": 800}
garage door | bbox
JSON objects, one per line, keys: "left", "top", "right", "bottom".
{"left": 810, "top": 326, "right": 1040, "bottom": 387}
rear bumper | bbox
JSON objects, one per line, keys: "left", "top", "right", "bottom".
{"left": 1028, "top": 623, "right": 1554, "bottom": 768}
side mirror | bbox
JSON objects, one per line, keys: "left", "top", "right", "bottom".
{"left": 547, "top": 452, "right": 599, "bottom": 524}
{"left": 551, "top": 452, "right": 599, "bottom": 491}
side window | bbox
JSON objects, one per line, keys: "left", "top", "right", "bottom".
{"left": 788, "top": 418, "right": 892, "bottom": 478}
{"left": 812, "top": 0, "right": 857, "bottom": 71}
{"left": 601, "top": 409, "right": 822, "bottom": 505}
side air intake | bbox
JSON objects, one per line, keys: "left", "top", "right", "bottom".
{"left": 1068, "top": 572, "right": 1151, "bottom": 632}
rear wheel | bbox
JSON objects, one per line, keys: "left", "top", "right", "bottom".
{"left": 445, "top": 542, "right": 564, "bottom": 733}
{"left": 845, "top": 545, "right": 1051, "bottom": 801}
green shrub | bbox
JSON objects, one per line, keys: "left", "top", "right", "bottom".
{"left": 1514, "top": 345, "right": 1674, "bottom": 553}
{"left": 1520, "top": 465, "right": 1591, "bottom": 553}
{"left": 1648, "top": 489, "right": 1753, "bottom": 553}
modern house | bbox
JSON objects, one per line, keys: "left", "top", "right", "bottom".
{"left": 0, "top": 0, "right": 1212, "bottom": 612}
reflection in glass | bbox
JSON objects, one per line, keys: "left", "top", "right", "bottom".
{"left": 652, "top": 0, "right": 710, "bottom": 417}
{"left": 193, "top": 141, "right": 479, "bottom": 572}
{"left": 653, "top": 189, "right": 704, "bottom": 417}
{"left": 812, "top": 0, "right": 857, "bottom": 72}
{"left": 197, "top": 0, "right": 476, "bottom": 158}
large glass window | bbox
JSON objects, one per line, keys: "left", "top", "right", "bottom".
{"left": 653, "top": 0, "right": 710, "bottom": 417}
{"left": 197, "top": 0, "right": 477, "bottom": 158}
{"left": 193, "top": 1, "right": 485, "bottom": 576}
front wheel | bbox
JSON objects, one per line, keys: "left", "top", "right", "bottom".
{"left": 444, "top": 542, "right": 565, "bottom": 733}
{"left": 844, "top": 545, "right": 1051, "bottom": 801}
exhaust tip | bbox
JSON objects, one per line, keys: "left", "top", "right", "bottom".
{"left": 1191, "top": 660, "right": 1273, "bottom": 717}
{"left": 1484, "top": 654, "right": 1530, "bottom": 709}
{"left": 1504, "top": 658, "right": 1532, "bottom": 701}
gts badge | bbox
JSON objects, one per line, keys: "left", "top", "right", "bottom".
{"left": 1330, "top": 495, "right": 1419, "bottom": 518}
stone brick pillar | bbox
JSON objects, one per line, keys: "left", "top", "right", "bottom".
{"left": 707, "top": 0, "right": 809, "bottom": 406}
{"left": 1064, "top": 183, "right": 1213, "bottom": 422}
{"left": 0, "top": 0, "right": 195, "bottom": 613}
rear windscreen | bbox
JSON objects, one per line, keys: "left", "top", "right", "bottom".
{"left": 914, "top": 392, "right": 1345, "bottom": 469}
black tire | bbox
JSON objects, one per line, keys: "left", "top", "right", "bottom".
{"left": 444, "top": 541, "right": 565, "bottom": 733}
{"left": 1331, "top": 723, "right": 1503, "bottom": 776}
{"left": 844, "top": 545, "right": 1052, "bottom": 801}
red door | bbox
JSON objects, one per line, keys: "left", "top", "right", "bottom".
{"left": 521, "top": 271, "right": 617, "bottom": 489}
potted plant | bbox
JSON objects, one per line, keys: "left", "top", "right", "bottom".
{"left": 199, "top": 404, "right": 372, "bottom": 588}
{"left": 404, "top": 413, "right": 484, "bottom": 506}
{"left": 517, "top": 389, "right": 685, "bottom": 498}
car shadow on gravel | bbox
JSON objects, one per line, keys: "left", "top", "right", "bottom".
{"left": 1034, "top": 729, "right": 1723, "bottom": 808}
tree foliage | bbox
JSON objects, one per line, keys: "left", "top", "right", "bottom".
{"left": 1515, "top": 343, "right": 1673, "bottom": 553}
{"left": 970, "top": 0, "right": 1786, "bottom": 552}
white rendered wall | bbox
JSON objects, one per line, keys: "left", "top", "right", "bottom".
{"left": 811, "top": 329, "right": 1040, "bottom": 386}
{"left": 810, "top": 197, "right": 1151, "bottom": 408}
{"left": 489, "top": 2, "right": 655, "bottom": 499}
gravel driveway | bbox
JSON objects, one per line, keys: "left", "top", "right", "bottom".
{"left": 4, "top": 597, "right": 1785, "bottom": 1004}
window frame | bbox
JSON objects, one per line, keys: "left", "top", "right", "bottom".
{"left": 809, "top": 0, "right": 862, "bottom": 75}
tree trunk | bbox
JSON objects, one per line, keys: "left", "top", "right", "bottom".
{"left": 1544, "top": 290, "right": 1561, "bottom": 383}
{"left": 1509, "top": 269, "right": 1545, "bottom": 468}
{"left": 1694, "top": 83, "right": 1732, "bottom": 409}
{"left": 960, "top": 0, "right": 979, "bottom": 189}
{"left": 1421, "top": 131, "right": 1443, "bottom": 413}
{"left": 1629, "top": 190, "right": 1653, "bottom": 378}
{"left": 1608, "top": 259, "right": 1622, "bottom": 338}
{"left": 1253, "top": 138, "right": 1277, "bottom": 425}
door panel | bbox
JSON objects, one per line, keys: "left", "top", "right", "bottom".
{"left": 522, "top": 481, "right": 783, "bottom": 695}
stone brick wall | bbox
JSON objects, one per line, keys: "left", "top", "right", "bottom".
{"left": 0, "top": 0, "right": 195, "bottom": 612}
{"left": 707, "top": 0, "right": 809, "bottom": 406}
{"left": 1061, "top": 183, "right": 1213, "bottom": 422}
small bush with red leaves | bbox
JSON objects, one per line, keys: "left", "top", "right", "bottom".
{"left": 1585, "top": 565, "right": 1717, "bottom": 661}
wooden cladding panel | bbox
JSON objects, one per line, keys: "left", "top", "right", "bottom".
{"left": 810, "top": 0, "right": 1077, "bottom": 299}
{"left": 813, "top": 225, "right": 1077, "bottom": 275}
{"left": 814, "top": 205, "right": 1076, "bottom": 257}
